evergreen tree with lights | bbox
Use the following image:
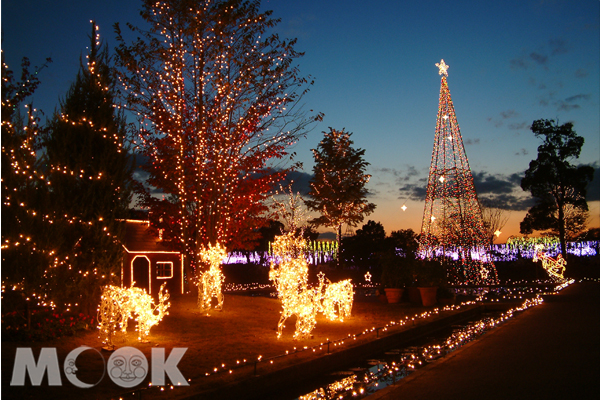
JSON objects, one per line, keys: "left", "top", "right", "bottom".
{"left": 520, "top": 119, "right": 594, "bottom": 259}
{"left": 305, "top": 128, "right": 376, "bottom": 260}
{"left": 1, "top": 54, "right": 52, "bottom": 292}
{"left": 43, "top": 23, "right": 134, "bottom": 311}
{"left": 114, "top": 0, "right": 321, "bottom": 283}
{"left": 419, "top": 60, "right": 497, "bottom": 285}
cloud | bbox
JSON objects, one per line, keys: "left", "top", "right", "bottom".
{"left": 488, "top": 110, "right": 523, "bottom": 129}
{"left": 398, "top": 170, "right": 533, "bottom": 211}
{"left": 478, "top": 193, "right": 536, "bottom": 211}
{"left": 515, "top": 148, "right": 529, "bottom": 156}
{"left": 556, "top": 101, "right": 581, "bottom": 111}
{"left": 473, "top": 171, "right": 535, "bottom": 211}
{"left": 575, "top": 68, "right": 588, "bottom": 78}
{"left": 398, "top": 178, "right": 428, "bottom": 201}
{"left": 529, "top": 52, "right": 548, "bottom": 65}
{"left": 565, "top": 94, "right": 591, "bottom": 103}
{"left": 510, "top": 57, "right": 527, "bottom": 70}
{"left": 500, "top": 110, "right": 519, "bottom": 119}
{"left": 280, "top": 170, "right": 313, "bottom": 195}
{"left": 508, "top": 122, "right": 529, "bottom": 131}
{"left": 472, "top": 171, "right": 518, "bottom": 195}
{"left": 548, "top": 38, "right": 569, "bottom": 55}
{"left": 464, "top": 138, "right": 480, "bottom": 145}
{"left": 586, "top": 163, "right": 600, "bottom": 202}
{"left": 511, "top": 38, "right": 569, "bottom": 72}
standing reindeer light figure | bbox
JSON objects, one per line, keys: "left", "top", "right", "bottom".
{"left": 269, "top": 232, "right": 319, "bottom": 339}
{"left": 269, "top": 187, "right": 353, "bottom": 340}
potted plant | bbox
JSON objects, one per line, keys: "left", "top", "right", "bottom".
{"left": 437, "top": 286, "right": 455, "bottom": 305}
{"left": 415, "top": 260, "right": 446, "bottom": 306}
{"left": 381, "top": 253, "right": 412, "bottom": 303}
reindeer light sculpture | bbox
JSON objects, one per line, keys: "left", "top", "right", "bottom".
{"left": 317, "top": 272, "right": 354, "bottom": 322}
{"left": 269, "top": 232, "right": 319, "bottom": 339}
{"left": 533, "top": 244, "right": 567, "bottom": 281}
{"left": 269, "top": 186, "right": 354, "bottom": 340}
{"left": 97, "top": 283, "right": 170, "bottom": 347}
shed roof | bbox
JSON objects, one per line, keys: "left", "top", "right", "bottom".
{"left": 122, "top": 220, "right": 180, "bottom": 254}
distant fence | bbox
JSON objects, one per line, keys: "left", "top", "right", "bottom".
{"left": 224, "top": 241, "right": 599, "bottom": 265}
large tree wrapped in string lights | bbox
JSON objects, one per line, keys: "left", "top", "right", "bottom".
{"left": 114, "top": 0, "right": 321, "bottom": 283}
{"left": 419, "top": 60, "right": 497, "bottom": 285}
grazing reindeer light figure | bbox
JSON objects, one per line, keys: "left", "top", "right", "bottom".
{"left": 97, "top": 283, "right": 170, "bottom": 347}
{"left": 269, "top": 187, "right": 354, "bottom": 340}
{"left": 533, "top": 244, "right": 567, "bottom": 281}
{"left": 196, "top": 242, "right": 226, "bottom": 313}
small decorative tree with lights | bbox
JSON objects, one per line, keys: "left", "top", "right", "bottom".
{"left": 196, "top": 242, "right": 226, "bottom": 314}
{"left": 419, "top": 60, "right": 498, "bottom": 285}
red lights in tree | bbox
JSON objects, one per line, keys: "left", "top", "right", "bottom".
{"left": 419, "top": 60, "right": 497, "bottom": 285}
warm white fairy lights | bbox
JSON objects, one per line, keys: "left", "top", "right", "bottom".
{"left": 196, "top": 242, "right": 227, "bottom": 313}
{"left": 97, "top": 283, "right": 170, "bottom": 347}
{"left": 317, "top": 272, "right": 353, "bottom": 323}
{"left": 436, "top": 59, "right": 449, "bottom": 76}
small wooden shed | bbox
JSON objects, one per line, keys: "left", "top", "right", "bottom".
{"left": 121, "top": 220, "right": 184, "bottom": 298}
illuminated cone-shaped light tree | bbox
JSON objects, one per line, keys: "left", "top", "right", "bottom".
{"left": 419, "top": 60, "right": 497, "bottom": 285}
{"left": 114, "top": 0, "right": 321, "bottom": 283}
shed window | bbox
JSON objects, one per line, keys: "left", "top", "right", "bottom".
{"left": 156, "top": 262, "right": 173, "bottom": 279}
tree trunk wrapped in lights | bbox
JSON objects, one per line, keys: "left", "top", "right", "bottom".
{"left": 97, "top": 283, "right": 170, "bottom": 347}
{"left": 419, "top": 60, "right": 498, "bottom": 285}
{"left": 196, "top": 242, "right": 226, "bottom": 313}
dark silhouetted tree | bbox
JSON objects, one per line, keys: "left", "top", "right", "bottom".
{"left": 1, "top": 54, "right": 51, "bottom": 292}
{"left": 520, "top": 119, "right": 594, "bottom": 258}
{"left": 43, "top": 23, "right": 134, "bottom": 311}
{"left": 342, "top": 220, "right": 386, "bottom": 269}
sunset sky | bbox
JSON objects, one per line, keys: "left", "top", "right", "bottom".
{"left": 3, "top": 0, "right": 599, "bottom": 242}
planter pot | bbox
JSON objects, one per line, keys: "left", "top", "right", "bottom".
{"left": 408, "top": 287, "right": 422, "bottom": 304}
{"left": 418, "top": 286, "right": 438, "bottom": 307}
{"left": 378, "top": 294, "right": 389, "bottom": 304}
{"left": 384, "top": 288, "right": 404, "bottom": 304}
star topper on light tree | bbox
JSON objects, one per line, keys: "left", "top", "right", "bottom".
{"left": 418, "top": 59, "right": 498, "bottom": 285}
